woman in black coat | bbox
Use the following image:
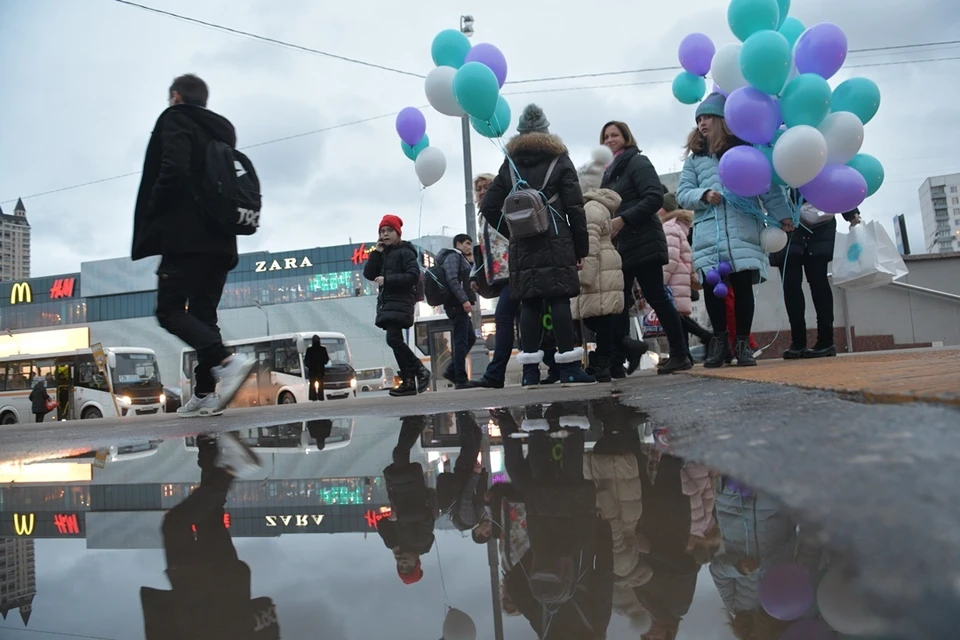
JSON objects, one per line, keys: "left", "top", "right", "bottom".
{"left": 362, "top": 214, "right": 430, "bottom": 397}
{"left": 600, "top": 121, "right": 692, "bottom": 376}
{"left": 771, "top": 190, "right": 861, "bottom": 359}
{"left": 480, "top": 104, "right": 594, "bottom": 388}
{"left": 29, "top": 377, "right": 50, "bottom": 423}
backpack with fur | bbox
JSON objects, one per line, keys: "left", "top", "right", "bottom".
{"left": 501, "top": 156, "right": 560, "bottom": 239}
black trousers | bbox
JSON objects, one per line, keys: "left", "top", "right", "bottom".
{"left": 156, "top": 254, "right": 232, "bottom": 395}
{"left": 779, "top": 256, "right": 833, "bottom": 346}
{"left": 583, "top": 314, "right": 616, "bottom": 359}
{"left": 34, "top": 412, "right": 45, "bottom": 423}
{"left": 385, "top": 326, "right": 421, "bottom": 377}
{"left": 704, "top": 270, "right": 756, "bottom": 337}
{"left": 519, "top": 298, "right": 574, "bottom": 355}
{"left": 308, "top": 375, "right": 325, "bottom": 401}
{"left": 449, "top": 309, "right": 477, "bottom": 384}
{"left": 617, "top": 264, "right": 687, "bottom": 356}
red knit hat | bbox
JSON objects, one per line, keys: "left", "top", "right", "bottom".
{"left": 398, "top": 560, "right": 423, "bottom": 585}
{"left": 379, "top": 214, "right": 403, "bottom": 236}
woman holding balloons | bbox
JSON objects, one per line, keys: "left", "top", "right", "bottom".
{"left": 676, "top": 92, "right": 794, "bottom": 368}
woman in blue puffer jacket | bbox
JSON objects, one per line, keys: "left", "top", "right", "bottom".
{"left": 676, "top": 92, "right": 793, "bottom": 368}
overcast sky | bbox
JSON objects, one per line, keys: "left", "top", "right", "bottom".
{"left": 1, "top": 0, "right": 958, "bottom": 278}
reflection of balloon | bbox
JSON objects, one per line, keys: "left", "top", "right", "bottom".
{"left": 778, "top": 16, "right": 806, "bottom": 48}
{"left": 401, "top": 135, "right": 430, "bottom": 161}
{"left": 817, "top": 565, "right": 891, "bottom": 636}
{"left": 740, "top": 30, "right": 792, "bottom": 96}
{"left": 679, "top": 32, "right": 716, "bottom": 76}
{"left": 431, "top": 29, "right": 472, "bottom": 69}
{"left": 818, "top": 111, "right": 865, "bottom": 164}
{"left": 673, "top": 71, "right": 707, "bottom": 105}
{"left": 471, "top": 96, "right": 511, "bottom": 138}
{"left": 719, "top": 146, "right": 772, "bottom": 197}
{"left": 847, "top": 153, "right": 885, "bottom": 197}
{"left": 395, "top": 107, "right": 427, "bottom": 146}
{"left": 453, "top": 62, "right": 501, "bottom": 120}
{"left": 414, "top": 147, "right": 447, "bottom": 187}
{"left": 800, "top": 164, "right": 867, "bottom": 214}
{"left": 772, "top": 125, "right": 828, "bottom": 187}
{"left": 725, "top": 86, "right": 781, "bottom": 145}
{"left": 759, "top": 563, "right": 815, "bottom": 621}
{"left": 780, "top": 74, "right": 832, "bottom": 127}
{"left": 425, "top": 66, "right": 465, "bottom": 117}
{"left": 760, "top": 227, "right": 788, "bottom": 253}
{"left": 442, "top": 607, "right": 477, "bottom": 640}
{"left": 711, "top": 43, "right": 749, "bottom": 95}
{"left": 464, "top": 43, "right": 508, "bottom": 88}
{"left": 780, "top": 618, "right": 836, "bottom": 640}
{"left": 728, "top": 0, "right": 780, "bottom": 42}
{"left": 831, "top": 77, "right": 881, "bottom": 124}
{"left": 795, "top": 22, "right": 848, "bottom": 79}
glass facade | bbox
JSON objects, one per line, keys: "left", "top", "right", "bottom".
{"left": 0, "top": 242, "right": 428, "bottom": 330}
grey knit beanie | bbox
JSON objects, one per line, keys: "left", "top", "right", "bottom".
{"left": 517, "top": 104, "right": 550, "bottom": 134}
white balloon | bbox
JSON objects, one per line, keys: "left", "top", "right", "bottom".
{"left": 711, "top": 43, "right": 748, "bottom": 95}
{"left": 425, "top": 66, "right": 465, "bottom": 117}
{"left": 818, "top": 111, "right": 865, "bottom": 165}
{"left": 415, "top": 146, "right": 447, "bottom": 187}
{"left": 772, "top": 125, "right": 828, "bottom": 187}
{"left": 760, "top": 226, "right": 788, "bottom": 253}
{"left": 442, "top": 607, "right": 477, "bottom": 640}
{"left": 817, "top": 566, "right": 891, "bottom": 636}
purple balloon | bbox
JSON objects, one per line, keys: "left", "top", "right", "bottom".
{"left": 718, "top": 261, "right": 733, "bottom": 276}
{"left": 779, "top": 618, "right": 836, "bottom": 640}
{"left": 799, "top": 164, "right": 867, "bottom": 213}
{"left": 705, "top": 269, "right": 721, "bottom": 286}
{"left": 760, "top": 563, "right": 815, "bottom": 621}
{"left": 396, "top": 107, "right": 426, "bottom": 146}
{"left": 464, "top": 43, "right": 508, "bottom": 88}
{"left": 679, "top": 32, "right": 716, "bottom": 77}
{"left": 725, "top": 478, "right": 753, "bottom": 497}
{"left": 713, "top": 282, "right": 729, "bottom": 298}
{"left": 795, "top": 23, "right": 848, "bottom": 80}
{"left": 725, "top": 87, "right": 781, "bottom": 145}
{"left": 719, "top": 146, "right": 772, "bottom": 197}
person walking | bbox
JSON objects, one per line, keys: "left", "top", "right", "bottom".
{"left": 132, "top": 73, "right": 256, "bottom": 417}
{"left": 480, "top": 104, "right": 596, "bottom": 388}
{"left": 437, "top": 234, "right": 478, "bottom": 389}
{"left": 363, "top": 214, "right": 431, "bottom": 397}
{"left": 599, "top": 121, "right": 692, "bottom": 375}
{"left": 30, "top": 377, "right": 52, "bottom": 423}
{"left": 303, "top": 335, "right": 329, "bottom": 401}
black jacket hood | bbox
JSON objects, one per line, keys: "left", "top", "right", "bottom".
{"left": 163, "top": 104, "right": 237, "bottom": 146}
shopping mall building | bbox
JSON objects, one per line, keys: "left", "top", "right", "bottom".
{"left": 0, "top": 239, "right": 457, "bottom": 386}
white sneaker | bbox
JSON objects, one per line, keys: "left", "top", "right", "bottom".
{"left": 177, "top": 393, "right": 224, "bottom": 418}
{"left": 212, "top": 355, "right": 257, "bottom": 410}
{"left": 216, "top": 432, "right": 263, "bottom": 478}
{"left": 521, "top": 419, "right": 550, "bottom": 432}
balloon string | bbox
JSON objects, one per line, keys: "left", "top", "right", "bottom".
{"left": 434, "top": 534, "right": 452, "bottom": 610}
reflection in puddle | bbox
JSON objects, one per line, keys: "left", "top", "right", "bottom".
{"left": 0, "top": 399, "right": 923, "bottom": 638}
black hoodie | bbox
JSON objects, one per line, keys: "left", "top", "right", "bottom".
{"left": 132, "top": 104, "right": 239, "bottom": 265}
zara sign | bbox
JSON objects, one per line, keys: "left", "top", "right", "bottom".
{"left": 254, "top": 256, "right": 314, "bottom": 273}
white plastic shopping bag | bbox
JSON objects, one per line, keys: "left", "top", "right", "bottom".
{"left": 832, "top": 220, "right": 908, "bottom": 290}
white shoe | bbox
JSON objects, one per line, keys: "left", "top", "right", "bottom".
{"left": 212, "top": 355, "right": 257, "bottom": 410}
{"left": 177, "top": 393, "right": 224, "bottom": 418}
{"left": 216, "top": 432, "right": 263, "bottom": 478}
{"left": 521, "top": 419, "right": 550, "bottom": 433}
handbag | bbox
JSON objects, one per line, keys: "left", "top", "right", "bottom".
{"left": 832, "top": 220, "right": 908, "bottom": 291}
{"left": 472, "top": 244, "right": 505, "bottom": 299}
{"left": 45, "top": 398, "right": 58, "bottom": 412}
{"left": 480, "top": 216, "right": 510, "bottom": 287}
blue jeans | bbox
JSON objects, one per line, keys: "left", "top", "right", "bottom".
{"left": 451, "top": 309, "right": 477, "bottom": 385}
{"left": 482, "top": 285, "right": 520, "bottom": 384}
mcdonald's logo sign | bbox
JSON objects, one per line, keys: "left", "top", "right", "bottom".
{"left": 10, "top": 282, "right": 32, "bottom": 305}
{"left": 13, "top": 513, "right": 34, "bottom": 536}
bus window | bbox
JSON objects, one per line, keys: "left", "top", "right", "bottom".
{"left": 34, "top": 359, "right": 55, "bottom": 386}
{"left": 272, "top": 341, "right": 301, "bottom": 376}
{"left": 320, "top": 338, "right": 350, "bottom": 366}
{"left": 76, "top": 354, "right": 107, "bottom": 390}
{"left": 8, "top": 361, "right": 32, "bottom": 390}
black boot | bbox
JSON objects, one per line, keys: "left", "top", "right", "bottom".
{"left": 783, "top": 325, "right": 807, "bottom": 360}
{"left": 590, "top": 355, "right": 612, "bottom": 383}
{"left": 704, "top": 333, "right": 731, "bottom": 369}
{"left": 416, "top": 367, "right": 432, "bottom": 394}
{"left": 802, "top": 342, "right": 837, "bottom": 359}
{"left": 734, "top": 337, "right": 757, "bottom": 367}
{"left": 658, "top": 352, "right": 693, "bottom": 375}
{"left": 622, "top": 338, "right": 648, "bottom": 375}
{"left": 389, "top": 376, "right": 417, "bottom": 397}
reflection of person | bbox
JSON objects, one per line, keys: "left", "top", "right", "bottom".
{"left": 436, "top": 411, "right": 491, "bottom": 542}
{"left": 303, "top": 335, "right": 329, "bottom": 401}
{"left": 377, "top": 415, "right": 437, "bottom": 585}
{"left": 306, "top": 419, "right": 332, "bottom": 451}
{"left": 141, "top": 433, "right": 279, "bottom": 639}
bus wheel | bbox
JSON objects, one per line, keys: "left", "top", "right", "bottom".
{"left": 1, "top": 412, "right": 17, "bottom": 425}
{"left": 279, "top": 392, "right": 296, "bottom": 405}
{"left": 82, "top": 407, "right": 102, "bottom": 420}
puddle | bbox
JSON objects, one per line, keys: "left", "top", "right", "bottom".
{"left": 0, "top": 399, "right": 944, "bottom": 638}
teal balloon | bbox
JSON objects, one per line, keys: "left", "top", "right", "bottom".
{"left": 672, "top": 71, "right": 707, "bottom": 105}
{"left": 453, "top": 62, "right": 501, "bottom": 120}
{"left": 756, "top": 132, "right": 787, "bottom": 186}
{"left": 471, "top": 96, "right": 511, "bottom": 138}
{"left": 776, "top": 0, "right": 791, "bottom": 28}
{"left": 779, "top": 16, "right": 806, "bottom": 48}
{"left": 401, "top": 134, "right": 429, "bottom": 161}
{"left": 847, "top": 153, "right": 884, "bottom": 196}
{"left": 728, "top": 0, "right": 780, "bottom": 42}
{"left": 780, "top": 74, "right": 832, "bottom": 127}
{"left": 740, "top": 30, "right": 792, "bottom": 96}
{"left": 832, "top": 77, "right": 881, "bottom": 124}
{"left": 431, "top": 29, "right": 472, "bottom": 69}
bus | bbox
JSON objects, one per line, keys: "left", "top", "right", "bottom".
{"left": 179, "top": 332, "right": 358, "bottom": 408}
{"left": 0, "top": 346, "right": 165, "bottom": 424}
{"left": 184, "top": 419, "right": 354, "bottom": 454}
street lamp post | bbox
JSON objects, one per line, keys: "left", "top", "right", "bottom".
{"left": 253, "top": 300, "right": 270, "bottom": 336}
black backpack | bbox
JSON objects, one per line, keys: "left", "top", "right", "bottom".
{"left": 197, "top": 139, "right": 262, "bottom": 235}
{"left": 421, "top": 262, "right": 448, "bottom": 307}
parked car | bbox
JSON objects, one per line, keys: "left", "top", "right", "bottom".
{"left": 355, "top": 367, "right": 398, "bottom": 392}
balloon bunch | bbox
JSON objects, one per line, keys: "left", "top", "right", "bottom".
{"left": 396, "top": 107, "right": 446, "bottom": 187}
{"left": 425, "top": 29, "right": 511, "bottom": 138}
{"left": 704, "top": 261, "right": 733, "bottom": 299}
{"left": 673, "top": 0, "right": 885, "bottom": 215}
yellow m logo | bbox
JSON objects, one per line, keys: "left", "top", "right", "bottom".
{"left": 10, "top": 282, "right": 32, "bottom": 305}
{"left": 13, "top": 513, "right": 34, "bottom": 536}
